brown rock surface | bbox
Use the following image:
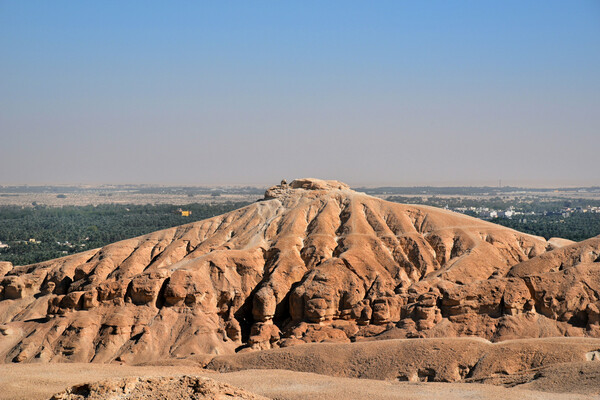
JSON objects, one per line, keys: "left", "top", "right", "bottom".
{"left": 1, "top": 178, "right": 599, "bottom": 364}
{"left": 207, "top": 337, "right": 600, "bottom": 383}
{"left": 472, "top": 360, "right": 600, "bottom": 395}
{"left": 50, "top": 375, "right": 267, "bottom": 400}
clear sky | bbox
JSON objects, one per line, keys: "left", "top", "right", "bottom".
{"left": 1, "top": 1, "right": 599, "bottom": 187}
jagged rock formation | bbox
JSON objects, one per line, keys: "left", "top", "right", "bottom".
{"left": 1, "top": 178, "right": 599, "bottom": 364}
{"left": 51, "top": 375, "right": 267, "bottom": 400}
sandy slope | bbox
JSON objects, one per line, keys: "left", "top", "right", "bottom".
{"left": 206, "top": 337, "right": 600, "bottom": 383}
{"left": 2, "top": 336, "right": 600, "bottom": 399}
{"left": 0, "top": 363, "right": 596, "bottom": 400}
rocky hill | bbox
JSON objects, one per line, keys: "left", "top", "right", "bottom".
{"left": 1, "top": 178, "right": 599, "bottom": 364}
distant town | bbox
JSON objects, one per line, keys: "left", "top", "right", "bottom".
{"left": 450, "top": 204, "right": 600, "bottom": 221}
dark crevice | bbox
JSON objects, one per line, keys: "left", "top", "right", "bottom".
{"left": 568, "top": 311, "right": 588, "bottom": 328}
{"left": 362, "top": 204, "right": 382, "bottom": 235}
{"left": 129, "top": 331, "right": 143, "bottom": 344}
{"left": 124, "top": 280, "right": 134, "bottom": 304}
{"left": 457, "top": 364, "right": 473, "bottom": 380}
{"left": 521, "top": 277, "right": 540, "bottom": 314}
{"left": 340, "top": 257, "right": 367, "bottom": 290}
{"left": 233, "top": 294, "right": 255, "bottom": 344}
{"left": 69, "top": 384, "right": 92, "bottom": 397}
{"left": 496, "top": 297, "right": 506, "bottom": 318}
{"left": 23, "top": 317, "right": 49, "bottom": 323}
{"left": 146, "top": 251, "right": 167, "bottom": 270}
{"left": 364, "top": 275, "right": 380, "bottom": 299}
{"left": 450, "top": 236, "right": 464, "bottom": 259}
{"left": 335, "top": 201, "right": 352, "bottom": 237}
{"left": 305, "top": 200, "right": 328, "bottom": 234}
{"left": 54, "top": 276, "right": 73, "bottom": 295}
{"left": 273, "top": 290, "right": 293, "bottom": 329}
{"left": 332, "top": 238, "right": 345, "bottom": 258}
{"left": 382, "top": 212, "right": 400, "bottom": 237}
{"left": 155, "top": 277, "right": 170, "bottom": 309}
{"left": 417, "top": 367, "right": 436, "bottom": 382}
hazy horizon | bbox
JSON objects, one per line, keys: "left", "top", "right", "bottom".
{"left": 2, "top": 1, "right": 599, "bottom": 187}
{"left": 1, "top": 178, "right": 599, "bottom": 190}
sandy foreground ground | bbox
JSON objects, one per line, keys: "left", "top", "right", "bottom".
{"left": 0, "top": 363, "right": 595, "bottom": 400}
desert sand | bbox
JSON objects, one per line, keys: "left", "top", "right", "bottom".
{"left": 1, "top": 362, "right": 598, "bottom": 400}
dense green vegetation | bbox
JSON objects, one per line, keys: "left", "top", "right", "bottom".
{"left": 489, "top": 214, "right": 600, "bottom": 242}
{"left": 387, "top": 196, "right": 600, "bottom": 242}
{"left": 0, "top": 202, "right": 250, "bottom": 265}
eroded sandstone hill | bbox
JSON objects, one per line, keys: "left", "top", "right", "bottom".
{"left": 1, "top": 178, "right": 599, "bottom": 364}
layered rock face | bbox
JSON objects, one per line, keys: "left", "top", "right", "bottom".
{"left": 1, "top": 178, "right": 599, "bottom": 364}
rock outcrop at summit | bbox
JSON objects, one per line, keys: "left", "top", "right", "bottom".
{"left": 1, "top": 178, "right": 599, "bottom": 364}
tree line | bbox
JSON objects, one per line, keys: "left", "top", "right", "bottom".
{"left": 0, "top": 202, "right": 250, "bottom": 265}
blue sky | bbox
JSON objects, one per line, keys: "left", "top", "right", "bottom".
{"left": 1, "top": 1, "right": 599, "bottom": 186}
